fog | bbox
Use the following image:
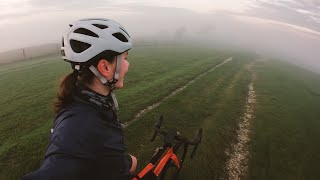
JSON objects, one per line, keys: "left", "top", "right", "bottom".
{"left": 0, "top": 0, "right": 319, "bottom": 72}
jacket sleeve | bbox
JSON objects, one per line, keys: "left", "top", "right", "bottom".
{"left": 21, "top": 154, "right": 131, "bottom": 180}
{"left": 21, "top": 154, "right": 93, "bottom": 180}
{"left": 21, "top": 108, "right": 131, "bottom": 180}
{"left": 21, "top": 110, "right": 96, "bottom": 180}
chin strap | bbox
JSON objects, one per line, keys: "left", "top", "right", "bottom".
{"left": 88, "top": 55, "right": 122, "bottom": 110}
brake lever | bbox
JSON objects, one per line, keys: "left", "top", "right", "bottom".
{"left": 190, "top": 128, "right": 203, "bottom": 159}
{"left": 150, "top": 115, "right": 164, "bottom": 142}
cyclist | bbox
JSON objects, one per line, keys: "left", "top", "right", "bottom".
{"left": 22, "top": 18, "right": 137, "bottom": 180}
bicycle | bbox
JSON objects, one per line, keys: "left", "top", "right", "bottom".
{"left": 133, "top": 115, "right": 203, "bottom": 180}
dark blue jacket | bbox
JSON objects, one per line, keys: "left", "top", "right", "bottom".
{"left": 22, "top": 90, "right": 131, "bottom": 180}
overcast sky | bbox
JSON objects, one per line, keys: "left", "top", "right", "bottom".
{"left": 0, "top": 0, "right": 319, "bottom": 71}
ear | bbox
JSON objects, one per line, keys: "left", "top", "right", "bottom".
{"left": 97, "top": 59, "right": 114, "bottom": 80}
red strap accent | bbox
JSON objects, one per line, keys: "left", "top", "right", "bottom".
{"left": 170, "top": 154, "right": 180, "bottom": 169}
{"left": 133, "top": 163, "right": 154, "bottom": 179}
{"left": 153, "top": 148, "right": 173, "bottom": 176}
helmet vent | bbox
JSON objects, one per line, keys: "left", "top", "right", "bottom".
{"left": 74, "top": 28, "right": 99, "bottom": 38}
{"left": 92, "top": 24, "right": 108, "bottom": 29}
{"left": 70, "top": 39, "right": 91, "bottom": 53}
{"left": 61, "top": 49, "right": 65, "bottom": 56}
{"left": 119, "top": 27, "right": 130, "bottom": 38}
{"left": 112, "top": 33, "right": 128, "bottom": 42}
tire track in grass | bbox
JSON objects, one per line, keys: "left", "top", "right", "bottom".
{"left": 122, "top": 57, "right": 233, "bottom": 128}
{"left": 186, "top": 61, "right": 250, "bottom": 179}
{"left": 125, "top": 58, "right": 244, "bottom": 177}
{"left": 224, "top": 62, "right": 256, "bottom": 180}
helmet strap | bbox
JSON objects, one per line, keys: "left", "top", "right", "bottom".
{"left": 114, "top": 55, "right": 122, "bottom": 81}
{"left": 88, "top": 55, "right": 122, "bottom": 110}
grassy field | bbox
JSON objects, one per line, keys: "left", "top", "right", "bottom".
{"left": 0, "top": 44, "right": 231, "bottom": 179}
{"left": 1, "top": 44, "right": 320, "bottom": 180}
{"left": 125, "top": 55, "right": 253, "bottom": 179}
{"left": 247, "top": 60, "right": 320, "bottom": 180}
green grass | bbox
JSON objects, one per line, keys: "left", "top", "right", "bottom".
{"left": 2, "top": 44, "right": 320, "bottom": 180}
{"left": 0, "top": 55, "right": 61, "bottom": 75}
{"left": 248, "top": 60, "right": 320, "bottom": 180}
{"left": 124, "top": 55, "right": 253, "bottom": 179}
{"left": 0, "top": 44, "right": 230, "bottom": 179}
{"left": 117, "top": 45, "right": 229, "bottom": 122}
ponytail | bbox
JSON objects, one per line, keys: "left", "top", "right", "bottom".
{"left": 53, "top": 71, "right": 78, "bottom": 114}
{"left": 53, "top": 50, "right": 120, "bottom": 114}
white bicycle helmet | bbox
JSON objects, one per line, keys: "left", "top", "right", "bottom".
{"left": 61, "top": 18, "right": 132, "bottom": 63}
{"left": 61, "top": 18, "right": 133, "bottom": 110}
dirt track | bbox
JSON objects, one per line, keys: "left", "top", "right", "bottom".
{"left": 224, "top": 62, "right": 256, "bottom": 180}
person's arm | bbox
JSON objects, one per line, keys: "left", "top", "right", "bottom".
{"left": 22, "top": 111, "right": 97, "bottom": 180}
{"left": 21, "top": 154, "right": 93, "bottom": 180}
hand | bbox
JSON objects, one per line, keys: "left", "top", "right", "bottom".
{"left": 129, "top": 154, "right": 137, "bottom": 174}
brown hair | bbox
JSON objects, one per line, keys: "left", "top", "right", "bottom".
{"left": 53, "top": 50, "right": 120, "bottom": 114}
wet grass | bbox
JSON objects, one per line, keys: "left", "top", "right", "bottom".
{"left": 0, "top": 44, "right": 230, "bottom": 179}
{"left": 247, "top": 60, "right": 320, "bottom": 180}
{"left": 3, "top": 45, "right": 319, "bottom": 180}
{"left": 125, "top": 55, "right": 253, "bottom": 179}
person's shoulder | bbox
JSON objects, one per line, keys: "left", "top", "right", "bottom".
{"left": 53, "top": 103, "right": 101, "bottom": 135}
{"left": 48, "top": 103, "right": 102, "bottom": 156}
{"left": 58, "top": 101, "right": 99, "bottom": 121}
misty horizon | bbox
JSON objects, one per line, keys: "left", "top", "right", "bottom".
{"left": 0, "top": 0, "right": 319, "bottom": 72}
